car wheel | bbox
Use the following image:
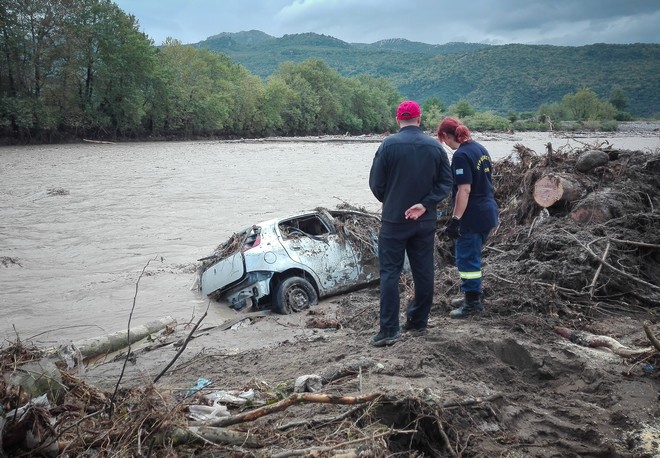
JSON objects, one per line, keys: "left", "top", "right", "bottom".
{"left": 272, "top": 276, "right": 318, "bottom": 314}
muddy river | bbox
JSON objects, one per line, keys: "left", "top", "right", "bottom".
{"left": 1, "top": 129, "right": 659, "bottom": 345}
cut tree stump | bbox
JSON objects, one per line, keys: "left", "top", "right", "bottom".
{"left": 533, "top": 173, "right": 587, "bottom": 208}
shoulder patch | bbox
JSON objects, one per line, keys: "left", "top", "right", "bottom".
{"left": 455, "top": 168, "right": 464, "bottom": 175}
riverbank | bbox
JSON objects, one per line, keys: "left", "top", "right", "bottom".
{"left": 2, "top": 140, "right": 659, "bottom": 456}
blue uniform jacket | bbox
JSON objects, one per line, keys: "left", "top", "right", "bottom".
{"left": 451, "top": 140, "right": 499, "bottom": 233}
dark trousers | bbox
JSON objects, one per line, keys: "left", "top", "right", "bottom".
{"left": 378, "top": 219, "right": 436, "bottom": 334}
{"left": 455, "top": 231, "right": 489, "bottom": 293}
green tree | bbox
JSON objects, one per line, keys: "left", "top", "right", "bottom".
{"left": 536, "top": 102, "right": 566, "bottom": 127}
{"left": 609, "top": 86, "right": 628, "bottom": 111}
{"left": 275, "top": 59, "right": 346, "bottom": 134}
{"left": 561, "top": 88, "right": 616, "bottom": 121}
{"left": 464, "top": 112, "right": 511, "bottom": 131}
{"left": 262, "top": 76, "right": 296, "bottom": 134}
{"left": 421, "top": 96, "right": 444, "bottom": 131}
{"left": 345, "top": 74, "right": 400, "bottom": 133}
{"left": 422, "top": 96, "right": 444, "bottom": 114}
{"left": 450, "top": 99, "right": 475, "bottom": 118}
{"left": 609, "top": 86, "right": 633, "bottom": 121}
{"left": 0, "top": 0, "right": 69, "bottom": 136}
{"left": 149, "top": 40, "right": 253, "bottom": 136}
{"left": 562, "top": 89, "right": 600, "bottom": 120}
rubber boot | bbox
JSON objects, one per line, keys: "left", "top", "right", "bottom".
{"left": 450, "top": 296, "right": 465, "bottom": 307}
{"left": 450, "top": 292, "right": 483, "bottom": 307}
{"left": 449, "top": 292, "right": 484, "bottom": 318}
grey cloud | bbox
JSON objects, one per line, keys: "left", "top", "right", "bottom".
{"left": 114, "top": 0, "right": 660, "bottom": 46}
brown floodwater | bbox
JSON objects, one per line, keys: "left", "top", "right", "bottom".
{"left": 1, "top": 129, "right": 658, "bottom": 345}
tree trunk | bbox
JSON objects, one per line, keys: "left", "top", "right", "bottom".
{"left": 533, "top": 173, "right": 587, "bottom": 208}
{"left": 61, "top": 316, "right": 176, "bottom": 360}
{"left": 569, "top": 188, "right": 626, "bottom": 224}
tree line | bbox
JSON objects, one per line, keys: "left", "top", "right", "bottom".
{"left": 0, "top": 0, "right": 641, "bottom": 144}
{"left": 0, "top": 0, "right": 402, "bottom": 143}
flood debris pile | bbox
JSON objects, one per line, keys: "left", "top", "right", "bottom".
{"left": 0, "top": 256, "right": 21, "bottom": 268}
{"left": 0, "top": 338, "right": 190, "bottom": 457}
{"left": 437, "top": 142, "right": 660, "bottom": 320}
{"left": 0, "top": 336, "right": 443, "bottom": 457}
{"left": 323, "top": 206, "right": 380, "bottom": 257}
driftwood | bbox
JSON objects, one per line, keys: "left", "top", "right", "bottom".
{"left": 275, "top": 447, "right": 372, "bottom": 458}
{"left": 277, "top": 405, "right": 363, "bottom": 431}
{"left": 154, "top": 310, "right": 206, "bottom": 383}
{"left": 533, "top": 173, "right": 587, "bottom": 208}
{"left": 554, "top": 326, "right": 655, "bottom": 357}
{"left": 270, "top": 431, "right": 403, "bottom": 458}
{"left": 564, "top": 229, "right": 660, "bottom": 293}
{"left": 59, "top": 316, "right": 176, "bottom": 360}
{"left": 82, "top": 138, "right": 114, "bottom": 144}
{"left": 167, "top": 426, "right": 260, "bottom": 448}
{"left": 643, "top": 321, "right": 660, "bottom": 352}
{"left": 569, "top": 188, "right": 626, "bottom": 224}
{"left": 199, "top": 392, "right": 381, "bottom": 428}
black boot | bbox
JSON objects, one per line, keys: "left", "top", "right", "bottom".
{"left": 450, "top": 292, "right": 483, "bottom": 307}
{"left": 449, "top": 292, "right": 484, "bottom": 318}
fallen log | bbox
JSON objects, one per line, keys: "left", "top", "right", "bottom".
{"left": 569, "top": 188, "right": 627, "bottom": 224}
{"left": 533, "top": 173, "right": 588, "bottom": 208}
{"left": 199, "top": 392, "right": 381, "bottom": 428}
{"left": 59, "top": 316, "right": 176, "bottom": 360}
{"left": 82, "top": 138, "right": 114, "bottom": 144}
{"left": 554, "top": 326, "right": 654, "bottom": 357}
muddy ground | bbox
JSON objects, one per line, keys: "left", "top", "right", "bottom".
{"left": 2, "top": 140, "right": 660, "bottom": 457}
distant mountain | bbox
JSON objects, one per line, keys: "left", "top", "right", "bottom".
{"left": 351, "top": 38, "right": 489, "bottom": 54}
{"left": 203, "top": 30, "right": 275, "bottom": 48}
{"left": 193, "top": 31, "right": 660, "bottom": 117}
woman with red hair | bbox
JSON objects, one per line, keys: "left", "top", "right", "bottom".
{"left": 436, "top": 117, "right": 499, "bottom": 318}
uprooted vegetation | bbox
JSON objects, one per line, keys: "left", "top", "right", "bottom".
{"left": 456, "top": 142, "right": 660, "bottom": 318}
{"left": 2, "top": 142, "right": 660, "bottom": 457}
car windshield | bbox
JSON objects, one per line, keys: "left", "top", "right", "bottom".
{"left": 278, "top": 215, "right": 330, "bottom": 238}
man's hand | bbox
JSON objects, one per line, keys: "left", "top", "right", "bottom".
{"left": 404, "top": 203, "right": 427, "bottom": 220}
{"left": 443, "top": 217, "right": 461, "bottom": 239}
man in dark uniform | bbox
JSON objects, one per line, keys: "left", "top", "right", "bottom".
{"left": 368, "top": 100, "right": 453, "bottom": 346}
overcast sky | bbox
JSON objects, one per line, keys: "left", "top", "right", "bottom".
{"left": 113, "top": 0, "right": 660, "bottom": 47}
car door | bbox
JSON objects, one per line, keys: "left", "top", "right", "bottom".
{"left": 278, "top": 213, "right": 359, "bottom": 296}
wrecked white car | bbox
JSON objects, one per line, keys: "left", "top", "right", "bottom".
{"left": 197, "top": 208, "right": 380, "bottom": 314}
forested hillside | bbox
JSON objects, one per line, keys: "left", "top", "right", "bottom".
{"left": 195, "top": 32, "right": 660, "bottom": 118}
{"left": 0, "top": 2, "right": 401, "bottom": 143}
{"left": 2, "top": 1, "right": 658, "bottom": 144}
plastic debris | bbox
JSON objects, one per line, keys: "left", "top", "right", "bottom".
{"left": 294, "top": 374, "right": 323, "bottom": 393}
{"left": 188, "top": 401, "right": 230, "bottom": 421}
{"left": 203, "top": 390, "right": 252, "bottom": 406}
{"left": 642, "top": 363, "right": 655, "bottom": 374}
{"left": 186, "top": 377, "right": 212, "bottom": 395}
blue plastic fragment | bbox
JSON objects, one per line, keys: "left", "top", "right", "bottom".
{"left": 187, "top": 377, "right": 212, "bottom": 394}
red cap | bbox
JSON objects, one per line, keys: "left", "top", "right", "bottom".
{"left": 396, "top": 100, "right": 421, "bottom": 120}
